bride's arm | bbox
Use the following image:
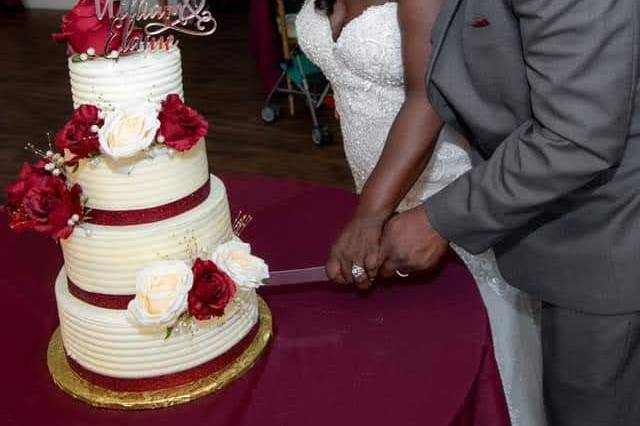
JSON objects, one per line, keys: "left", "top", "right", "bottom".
{"left": 358, "top": 0, "right": 444, "bottom": 217}
{"left": 326, "top": 0, "right": 445, "bottom": 287}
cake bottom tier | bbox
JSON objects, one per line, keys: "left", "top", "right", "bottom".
{"left": 55, "top": 270, "right": 259, "bottom": 380}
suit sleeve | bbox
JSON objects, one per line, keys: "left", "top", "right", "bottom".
{"left": 424, "top": 0, "right": 639, "bottom": 254}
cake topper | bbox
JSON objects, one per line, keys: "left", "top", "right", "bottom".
{"left": 53, "top": 1, "right": 218, "bottom": 58}
{"left": 97, "top": 0, "right": 218, "bottom": 56}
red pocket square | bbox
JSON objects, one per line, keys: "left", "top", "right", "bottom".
{"left": 471, "top": 17, "right": 490, "bottom": 28}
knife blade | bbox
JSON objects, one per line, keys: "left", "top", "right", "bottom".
{"left": 264, "top": 266, "right": 329, "bottom": 286}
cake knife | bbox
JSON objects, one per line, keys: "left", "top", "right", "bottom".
{"left": 264, "top": 266, "right": 329, "bottom": 286}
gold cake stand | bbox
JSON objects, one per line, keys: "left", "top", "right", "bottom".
{"left": 47, "top": 297, "right": 272, "bottom": 410}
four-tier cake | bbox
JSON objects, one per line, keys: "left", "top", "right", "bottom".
{"left": 4, "top": 0, "right": 270, "bottom": 406}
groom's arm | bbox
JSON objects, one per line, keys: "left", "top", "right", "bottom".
{"left": 424, "top": 0, "right": 639, "bottom": 254}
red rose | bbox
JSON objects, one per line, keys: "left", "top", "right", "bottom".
{"left": 158, "top": 94, "right": 209, "bottom": 152}
{"left": 52, "top": 0, "right": 123, "bottom": 56}
{"left": 6, "top": 161, "right": 50, "bottom": 210}
{"left": 56, "top": 104, "right": 103, "bottom": 164}
{"left": 188, "top": 259, "right": 237, "bottom": 321}
{"left": 5, "top": 161, "right": 84, "bottom": 240}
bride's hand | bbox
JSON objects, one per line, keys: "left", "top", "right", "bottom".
{"left": 326, "top": 212, "right": 387, "bottom": 290}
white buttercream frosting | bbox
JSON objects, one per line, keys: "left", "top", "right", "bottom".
{"left": 68, "top": 139, "right": 209, "bottom": 211}
{"left": 61, "top": 175, "right": 234, "bottom": 295}
{"left": 55, "top": 271, "right": 259, "bottom": 379}
{"left": 68, "top": 48, "right": 184, "bottom": 110}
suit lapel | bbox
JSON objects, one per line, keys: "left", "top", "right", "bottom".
{"left": 426, "top": 0, "right": 464, "bottom": 86}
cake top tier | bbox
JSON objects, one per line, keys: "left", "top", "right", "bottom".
{"left": 52, "top": 1, "right": 217, "bottom": 111}
{"left": 69, "top": 47, "right": 183, "bottom": 109}
{"left": 52, "top": 1, "right": 204, "bottom": 110}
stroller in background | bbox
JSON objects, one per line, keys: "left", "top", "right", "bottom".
{"left": 261, "top": 0, "right": 333, "bottom": 146}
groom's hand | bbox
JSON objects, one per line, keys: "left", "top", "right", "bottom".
{"left": 379, "top": 206, "right": 449, "bottom": 278}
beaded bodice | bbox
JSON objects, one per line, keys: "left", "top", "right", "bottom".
{"left": 296, "top": 1, "right": 472, "bottom": 210}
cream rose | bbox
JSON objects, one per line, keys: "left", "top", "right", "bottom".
{"left": 210, "top": 239, "right": 269, "bottom": 289}
{"left": 98, "top": 104, "right": 160, "bottom": 159}
{"left": 127, "top": 260, "right": 193, "bottom": 328}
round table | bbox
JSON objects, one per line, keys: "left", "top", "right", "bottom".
{"left": 0, "top": 174, "right": 510, "bottom": 426}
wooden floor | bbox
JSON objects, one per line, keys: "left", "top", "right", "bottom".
{"left": 0, "top": 9, "right": 352, "bottom": 203}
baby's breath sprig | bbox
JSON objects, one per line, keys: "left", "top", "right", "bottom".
{"left": 232, "top": 211, "right": 253, "bottom": 237}
{"left": 24, "top": 134, "right": 66, "bottom": 178}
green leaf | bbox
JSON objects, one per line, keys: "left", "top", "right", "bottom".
{"left": 165, "top": 326, "right": 174, "bottom": 340}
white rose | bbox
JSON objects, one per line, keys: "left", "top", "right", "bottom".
{"left": 98, "top": 104, "right": 160, "bottom": 159}
{"left": 210, "top": 239, "right": 269, "bottom": 289}
{"left": 127, "top": 260, "right": 193, "bottom": 328}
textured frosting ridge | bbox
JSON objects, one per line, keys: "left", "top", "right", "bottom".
{"left": 61, "top": 176, "right": 234, "bottom": 295}
{"left": 56, "top": 272, "right": 259, "bottom": 379}
{"left": 69, "top": 139, "right": 209, "bottom": 211}
{"left": 69, "top": 48, "right": 183, "bottom": 109}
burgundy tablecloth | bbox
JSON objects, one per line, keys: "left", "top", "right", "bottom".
{"left": 0, "top": 174, "right": 510, "bottom": 426}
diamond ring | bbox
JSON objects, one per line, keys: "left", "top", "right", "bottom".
{"left": 351, "top": 264, "right": 367, "bottom": 280}
{"left": 396, "top": 270, "right": 409, "bottom": 278}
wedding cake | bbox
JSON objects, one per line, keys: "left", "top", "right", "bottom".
{"left": 5, "top": 0, "right": 269, "bottom": 398}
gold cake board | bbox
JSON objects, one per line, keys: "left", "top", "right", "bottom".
{"left": 47, "top": 297, "right": 273, "bottom": 410}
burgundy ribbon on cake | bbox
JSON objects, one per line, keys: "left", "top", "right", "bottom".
{"left": 67, "top": 279, "right": 134, "bottom": 309}
{"left": 66, "top": 323, "right": 260, "bottom": 392}
{"left": 87, "top": 178, "right": 211, "bottom": 226}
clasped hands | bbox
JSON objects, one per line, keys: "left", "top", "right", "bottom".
{"left": 326, "top": 205, "right": 450, "bottom": 290}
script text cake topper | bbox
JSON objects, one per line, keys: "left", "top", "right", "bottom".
{"left": 95, "top": 0, "right": 218, "bottom": 56}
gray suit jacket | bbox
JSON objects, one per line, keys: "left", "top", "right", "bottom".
{"left": 424, "top": 0, "right": 640, "bottom": 314}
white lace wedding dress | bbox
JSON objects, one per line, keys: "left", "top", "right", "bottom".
{"left": 297, "top": 2, "right": 546, "bottom": 425}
